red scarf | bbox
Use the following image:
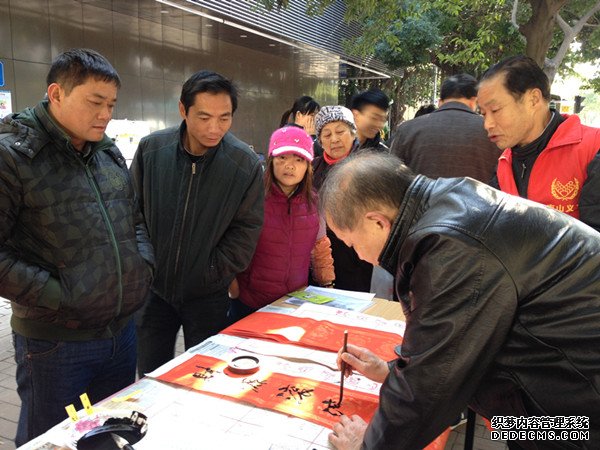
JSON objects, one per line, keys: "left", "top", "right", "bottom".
{"left": 323, "top": 150, "right": 350, "bottom": 165}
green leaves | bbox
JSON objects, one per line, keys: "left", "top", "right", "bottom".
{"left": 252, "top": 0, "right": 600, "bottom": 100}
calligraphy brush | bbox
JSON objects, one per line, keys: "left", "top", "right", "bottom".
{"left": 339, "top": 330, "right": 348, "bottom": 406}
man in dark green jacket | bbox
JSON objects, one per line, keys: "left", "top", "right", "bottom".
{"left": 0, "top": 49, "right": 154, "bottom": 446}
{"left": 131, "top": 71, "right": 264, "bottom": 376}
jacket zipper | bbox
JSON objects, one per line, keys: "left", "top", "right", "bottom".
{"left": 172, "top": 162, "right": 196, "bottom": 290}
{"left": 286, "top": 196, "right": 292, "bottom": 289}
{"left": 84, "top": 162, "right": 124, "bottom": 317}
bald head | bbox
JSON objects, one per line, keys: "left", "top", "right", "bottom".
{"left": 320, "top": 152, "right": 416, "bottom": 231}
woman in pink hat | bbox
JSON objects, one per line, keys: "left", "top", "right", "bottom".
{"left": 228, "top": 126, "right": 335, "bottom": 322}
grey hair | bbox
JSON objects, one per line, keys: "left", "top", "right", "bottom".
{"left": 319, "top": 151, "right": 416, "bottom": 230}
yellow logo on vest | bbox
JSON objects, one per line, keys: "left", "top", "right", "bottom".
{"left": 550, "top": 177, "right": 579, "bottom": 201}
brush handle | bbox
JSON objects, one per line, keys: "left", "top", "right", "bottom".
{"left": 339, "top": 330, "right": 348, "bottom": 405}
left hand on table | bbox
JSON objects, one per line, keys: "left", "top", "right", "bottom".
{"left": 329, "top": 414, "right": 367, "bottom": 450}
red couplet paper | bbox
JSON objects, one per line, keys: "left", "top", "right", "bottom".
{"left": 221, "top": 312, "right": 402, "bottom": 361}
{"left": 157, "top": 353, "right": 379, "bottom": 429}
{"left": 157, "top": 354, "right": 450, "bottom": 450}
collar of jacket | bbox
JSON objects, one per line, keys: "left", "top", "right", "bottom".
{"left": 271, "top": 181, "right": 292, "bottom": 198}
{"left": 360, "top": 133, "right": 388, "bottom": 150}
{"left": 34, "top": 100, "right": 73, "bottom": 147}
{"left": 378, "top": 175, "right": 430, "bottom": 273}
{"left": 177, "top": 120, "right": 220, "bottom": 163}
{"left": 270, "top": 180, "right": 308, "bottom": 200}
{"left": 435, "top": 101, "right": 477, "bottom": 115}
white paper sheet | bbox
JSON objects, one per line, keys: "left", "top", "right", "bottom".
{"left": 292, "top": 302, "right": 406, "bottom": 336}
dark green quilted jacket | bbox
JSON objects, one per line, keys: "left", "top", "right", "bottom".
{"left": 0, "top": 101, "right": 154, "bottom": 340}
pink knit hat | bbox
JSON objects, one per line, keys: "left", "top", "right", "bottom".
{"left": 268, "top": 126, "right": 314, "bottom": 162}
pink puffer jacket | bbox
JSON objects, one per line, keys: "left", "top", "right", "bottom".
{"left": 237, "top": 184, "right": 320, "bottom": 309}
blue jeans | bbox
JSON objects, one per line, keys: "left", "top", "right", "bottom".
{"left": 136, "top": 290, "right": 230, "bottom": 376}
{"left": 13, "top": 320, "right": 137, "bottom": 447}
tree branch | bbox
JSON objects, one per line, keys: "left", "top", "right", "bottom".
{"left": 511, "top": 0, "right": 520, "bottom": 30}
{"left": 551, "top": 0, "right": 600, "bottom": 62}
{"left": 577, "top": 1, "right": 600, "bottom": 29}
{"left": 555, "top": 12, "right": 570, "bottom": 35}
{"left": 511, "top": 0, "right": 528, "bottom": 43}
{"left": 546, "top": 1, "right": 600, "bottom": 81}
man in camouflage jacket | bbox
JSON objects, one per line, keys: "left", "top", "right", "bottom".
{"left": 0, "top": 49, "right": 153, "bottom": 446}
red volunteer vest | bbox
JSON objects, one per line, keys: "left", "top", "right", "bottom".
{"left": 497, "top": 115, "right": 600, "bottom": 219}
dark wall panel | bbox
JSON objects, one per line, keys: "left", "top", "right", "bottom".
{"left": 162, "top": 26, "right": 185, "bottom": 82}
{"left": 113, "top": 12, "right": 141, "bottom": 77}
{"left": 139, "top": 18, "right": 163, "bottom": 80}
{"left": 13, "top": 60, "right": 48, "bottom": 111}
{"left": 116, "top": 73, "right": 142, "bottom": 120}
{"left": 196, "top": 36, "right": 224, "bottom": 74}
{"left": 49, "top": 0, "right": 84, "bottom": 59}
{"left": 2, "top": 0, "right": 338, "bottom": 154}
{"left": 0, "top": 0, "right": 13, "bottom": 59}
{"left": 164, "top": 80, "right": 182, "bottom": 125}
{"left": 82, "top": 4, "right": 114, "bottom": 62}
{"left": 140, "top": 76, "right": 166, "bottom": 130}
{"left": 11, "top": 0, "right": 51, "bottom": 63}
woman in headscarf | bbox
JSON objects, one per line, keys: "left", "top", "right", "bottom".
{"left": 312, "top": 105, "right": 372, "bottom": 293}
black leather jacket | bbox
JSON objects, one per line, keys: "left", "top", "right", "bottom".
{"left": 369, "top": 176, "right": 600, "bottom": 449}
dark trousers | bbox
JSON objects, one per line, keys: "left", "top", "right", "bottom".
{"left": 328, "top": 228, "right": 373, "bottom": 292}
{"left": 136, "top": 289, "right": 230, "bottom": 376}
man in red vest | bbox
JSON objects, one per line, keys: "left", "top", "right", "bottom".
{"left": 478, "top": 55, "right": 600, "bottom": 232}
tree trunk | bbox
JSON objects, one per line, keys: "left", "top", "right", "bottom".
{"left": 519, "top": 0, "right": 568, "bottom": 67}
{"left": 381, "top": 77, "right": 405, "bottom": 129}
{"left": 391, "top": 81, "right": 407, "bottom": 128}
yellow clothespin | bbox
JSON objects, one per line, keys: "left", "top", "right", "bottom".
{"left": 65, "top": 404, "right": 79, "bottom": 422}
{"left": 79, "top": 393, "right": 94, "bottom": 416}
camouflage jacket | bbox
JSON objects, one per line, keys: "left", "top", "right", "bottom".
{"left": 0, "top": 101, "right": 154, "bottom": 340}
